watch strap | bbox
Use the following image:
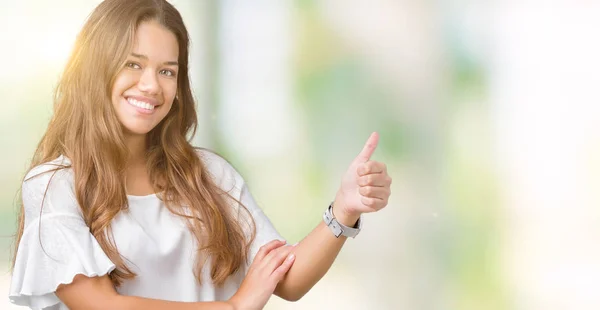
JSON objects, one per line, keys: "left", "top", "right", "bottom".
{"left": 323, "top": 202, "right": 362, "bottom": 238}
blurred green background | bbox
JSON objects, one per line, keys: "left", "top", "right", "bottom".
{"left": 2, "top": 1, "right": 600, "bottom": 309}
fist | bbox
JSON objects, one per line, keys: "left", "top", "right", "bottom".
{"left": 335, "top": 132, "right": 392, "bottom": 220}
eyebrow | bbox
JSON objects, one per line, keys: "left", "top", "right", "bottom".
{"left": 130, "top": 53, "right": 178, "bottom": 66}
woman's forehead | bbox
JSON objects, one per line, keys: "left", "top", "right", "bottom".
{"left": 131, "top": 20, "right": 179, "bottom": 62}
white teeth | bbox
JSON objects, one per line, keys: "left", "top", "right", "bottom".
{"left": 127, "top": 98, "right": 155, "bottom": 110}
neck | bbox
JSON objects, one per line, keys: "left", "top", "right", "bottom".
{"left": 125, "top": 133, "right": 147, "bottom": 166}
{"left": 123, "top": 132, "right": 155, "bottom": 196}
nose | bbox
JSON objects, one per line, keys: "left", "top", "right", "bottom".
{"left": 137, "top": 68, "right": 161, "bottom": 95}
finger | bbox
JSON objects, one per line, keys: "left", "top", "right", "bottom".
{"left": 357, "top": 161, "right": 387, "bottom": 176}
{"left": 361, "top": 196, "right": 387, "bottom": 210}
{"left": 271, "top": 253, "right": 295, "bottom": 282}
{"left": 255, "top": 239, "right": 286, "bottom": 262}
{"left": 354, "top": 132, "right": 379, "bottom": 163}
{"left": 358, "top": 174, "right": 392, "bottom": 187}
{"left": 263, "top": 244, "right": 295, "bottom": 272}
{"left": 359, "top": 186, "right": 391, "bottom": 199}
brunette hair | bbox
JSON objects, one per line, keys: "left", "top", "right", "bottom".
{"left": 12, "top": 0, "right": 255, "bottom": 287}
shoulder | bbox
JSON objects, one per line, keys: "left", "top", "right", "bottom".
{"left": 21, "top": 155, "right": 78, "bottom": 216}
{"left": 24, "top": 155, "right": 72, "bottom": 180}
{"left": 24, "top": 155, "right": 73, "bottom": 190}
{"left": 194, "top": 148, "right": 245, "bottom": 193}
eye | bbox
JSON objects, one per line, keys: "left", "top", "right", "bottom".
{"left": 159, "top": 69, "right": 176, "bottom": 77}
{"left": 125, "top": 62, "right": 141, "bottom": 69}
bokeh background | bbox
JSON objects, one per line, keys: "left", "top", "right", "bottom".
{"left": 1, "top": 0, "right": 600, "bottom": 309}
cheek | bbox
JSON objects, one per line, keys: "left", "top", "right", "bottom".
{"left": 161, "top": 81, "right": 178, "bottom": 106}
{"left": 112, "top": 73, "right": 135, "bottom": 102}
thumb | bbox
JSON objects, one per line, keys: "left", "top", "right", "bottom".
{"left": 355, "top": 132, "right": 379, "bottom": 163}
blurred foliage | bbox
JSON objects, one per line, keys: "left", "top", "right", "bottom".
{"left": 294, "top": 1, "right": 408, "bottom": 185}
{"left": 0, "top": 69, "right": 57, "bottom": 263}
{"left": 440, "top": 30, "right": 507, "bottom": 309}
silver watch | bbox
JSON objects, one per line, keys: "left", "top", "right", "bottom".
{"left": 323, "top": 202, "right": 362, "bottom": 238}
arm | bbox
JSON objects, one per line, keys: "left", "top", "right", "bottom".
{"left": 274, "top": 132, "right": 392, "bottom": 301}
{"left": 56, "top": 275, "right": 234, "bottom": 310}
{"left": 58, "top": 240, "right": 296, "bottom": 310}
{"left": 273, "top": 197, "right": 358, "bottom": 302}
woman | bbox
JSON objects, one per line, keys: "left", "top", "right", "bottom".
{"left": 9, "top": 0, "right": 392, "bottom": 309}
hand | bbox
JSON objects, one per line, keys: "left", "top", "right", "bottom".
{"left": 334, "top": 132, "right": 392, "bottom": 224}
{"left": 228, "top": 240, "right": 296, "bottom": 310}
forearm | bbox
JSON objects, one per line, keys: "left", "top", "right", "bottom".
{"left": 274, "top": 199, "right": 360, "bottom": 301}
{"left": 274, "top": 133, "right": 392, "bottom": 301}
{"left": 57, "top": 275, "right": 235, "bottom": 310}
{"left": 111, "top": 295, "right": 234, "bottom": 310}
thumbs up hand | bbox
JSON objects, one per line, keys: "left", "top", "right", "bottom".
{"left": 333, "top": 132, "right": 392, "bottom": 226}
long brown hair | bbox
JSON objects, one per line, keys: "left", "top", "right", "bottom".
{"left": 12, "top": 0, "right": 255, "bottom": 287}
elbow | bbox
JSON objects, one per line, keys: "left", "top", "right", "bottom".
{"left": 276, "top": 286, "right": 309, "bottom": 302}
{"left": 279, "top": 293, "right": 303, "bottom": 302}
{"left": 283, "top": 293, "right": 305, "bottom": 302}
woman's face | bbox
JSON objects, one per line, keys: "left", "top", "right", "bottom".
{"left": 111, "top": 20, "right": 179, "bottom": 136}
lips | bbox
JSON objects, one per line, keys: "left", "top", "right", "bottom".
{"left": 124, "top": 95, "right": 160, "bottom": 114}
{"left": 127, "top": 97, "right": 155, "bottom": 110}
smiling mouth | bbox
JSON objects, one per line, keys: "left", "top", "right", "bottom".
{"left": 126, "top": 97, "right": 157, "bottom": 111}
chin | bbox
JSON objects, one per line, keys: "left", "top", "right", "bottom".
{"left": 130, "top": 127, "right": 156, "bottom": 136}
{"left": 122, "top": 123, "right": 157, "bottom": 136}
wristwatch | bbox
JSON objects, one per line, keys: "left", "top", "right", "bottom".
{"left": 323, "top": 201, "right": 362, "bottom": 238}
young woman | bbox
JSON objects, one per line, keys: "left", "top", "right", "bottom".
{"left": 8, "top": 0, "right": 392, "bottom": 309}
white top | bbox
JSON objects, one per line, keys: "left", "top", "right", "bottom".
{"left": 9, "top": 150, "right": 284, "bottom": 310}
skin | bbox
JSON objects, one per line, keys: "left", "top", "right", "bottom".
{"left": 55, "top": 19, "right": 393, "bottom": 310}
